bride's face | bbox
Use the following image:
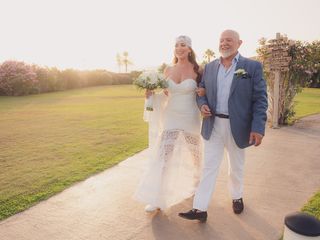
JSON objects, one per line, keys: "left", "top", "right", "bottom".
{"left": 174, "top": 42, "right": 191, "bottom": 59}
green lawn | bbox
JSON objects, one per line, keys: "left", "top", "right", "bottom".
{"left": 0, "top": 85, "right": 148, "bottom": 220}
{"left": 0, "top": 86, "right": 319, "bottom": 222}
{"left": 293, "top": 88, "right": 320, "bottom": 120}
{"left": 302, "top": 192, "right": 320, "bottom": 219}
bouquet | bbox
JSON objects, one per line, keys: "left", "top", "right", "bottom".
{"left": 133, "top": 71, "right": 168, "bottom": 111}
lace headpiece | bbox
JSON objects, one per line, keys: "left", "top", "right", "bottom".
{"left": 175, "top": 35, "right": 192, "bottom": 48}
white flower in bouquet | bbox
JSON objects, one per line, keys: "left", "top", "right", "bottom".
{"left": 133, "top": 70, "right": 168, "bottom": 111}
{"left": 133, "top": 71, "right": 167, "bottom": 90}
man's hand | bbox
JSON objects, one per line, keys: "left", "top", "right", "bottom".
{"left": 196, "top": 87, "right": 206, "bottom": 97}
{"left": 249, "top": 132, "right": 264, "bottom": 146}
{"left": 163, "top": 89, "right": 169, "bottom": 96}
{"left": 200, "top": 105, "right": 212, "bottom": 118}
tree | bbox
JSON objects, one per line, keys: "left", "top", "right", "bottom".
{"left": 0, "top": 61, "right": 38, "bottom": 96}
{"left": 60, "top": 69, "right": 82, "bottom": 89}
{"left": 116, "top": 53, "right": 122, "bottom": 73}
{"left": 122, "top": 51, "right": 133, "bottom": 73}
{"left": 256, "top": 36, "right": 319, "bottom": 125}
{"left": 306, "top": 41, "right": 320, "bottom": 88}
{"left": 202, "top": 49, "right": 215, "bottom": 65}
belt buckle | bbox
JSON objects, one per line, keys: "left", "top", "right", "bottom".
{"left": 215, "top": 113, "right": 229, "bottom": 119}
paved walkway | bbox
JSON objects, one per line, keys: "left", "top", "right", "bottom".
{"left": 1, "top": 115, "right": 320, "bottom": 240}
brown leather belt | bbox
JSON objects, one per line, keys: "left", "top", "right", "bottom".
{"left": 215, "top": 113, "right": 229, "bottom": 119}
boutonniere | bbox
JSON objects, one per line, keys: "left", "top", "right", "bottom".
{"left": 234, "top": 69, "right": 249, "bottom": 78}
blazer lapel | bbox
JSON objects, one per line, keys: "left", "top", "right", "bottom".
{"left": 229, "top": 55, "right": 245, "bottom": 96}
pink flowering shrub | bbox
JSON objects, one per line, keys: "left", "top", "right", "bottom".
{"left": 0, "top": 61, "right": 134, "bottom": 96}
{"left": 0, "top": 61, "right": 38, "bottom": 96}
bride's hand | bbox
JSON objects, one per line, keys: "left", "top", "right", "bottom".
{"left": 196, "top": 87, "right": 206, "bottom": 97}
{"left": 163, "top": 89, "right": 169, "bottom": 96}
{"left": 145, "top": 89, "right": 153, "bottom": 98}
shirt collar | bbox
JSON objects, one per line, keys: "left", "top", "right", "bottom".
{"left": 233, "top": 52, "right": 240, "bottom": 63}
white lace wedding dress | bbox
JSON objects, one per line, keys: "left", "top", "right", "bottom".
{"left": 134, "top": 78, "right": 202, "bottom": 210}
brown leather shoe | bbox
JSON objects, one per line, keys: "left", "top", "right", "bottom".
{"left": 178, "top": 209, "right": 207, "bottom": 222}
{"left": 233, "top": 198, "right": 244, "bottom": 214}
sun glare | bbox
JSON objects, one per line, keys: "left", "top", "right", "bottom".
{"left": 0, "top": 0, "right": 319, "bottom": 72}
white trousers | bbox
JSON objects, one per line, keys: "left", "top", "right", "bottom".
{"left": 193, "top": 117, "right": 245, "bottom": 211}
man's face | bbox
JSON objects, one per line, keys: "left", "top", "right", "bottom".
{"left": 219, "top": 31, "right": 242, "bottom": 58}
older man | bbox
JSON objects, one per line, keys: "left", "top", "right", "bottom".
{"left": 179, "top": 30, "right": 268, "bottom": 222}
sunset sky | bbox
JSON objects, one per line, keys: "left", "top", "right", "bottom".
{"left": 0, "top": 0, "right": 319, "bottom": 72}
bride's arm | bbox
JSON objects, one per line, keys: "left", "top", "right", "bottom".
{"left": 164, "top": 66, "right": 171, "bottom": 78}
{"left": 195, "top": 66, "right": 206, "bottom": 97}
{"left": 196, "top": 65, "right": 209, "bottom": 109}
{"left": 163, "top": 66, "right": 171, "bottom": 96}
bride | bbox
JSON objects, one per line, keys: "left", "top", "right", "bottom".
{"left": 134, "top": 35, "right": 204, "bottom": 212}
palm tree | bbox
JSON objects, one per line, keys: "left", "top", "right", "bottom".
{"left": 203, "top": 49, "right": 215, "bottom": 64}
{"left": 122, "top": 51, "right": 133, "bottom": 73}
{"left": 116, "top": 53, "right": 122, "bottom": 73}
